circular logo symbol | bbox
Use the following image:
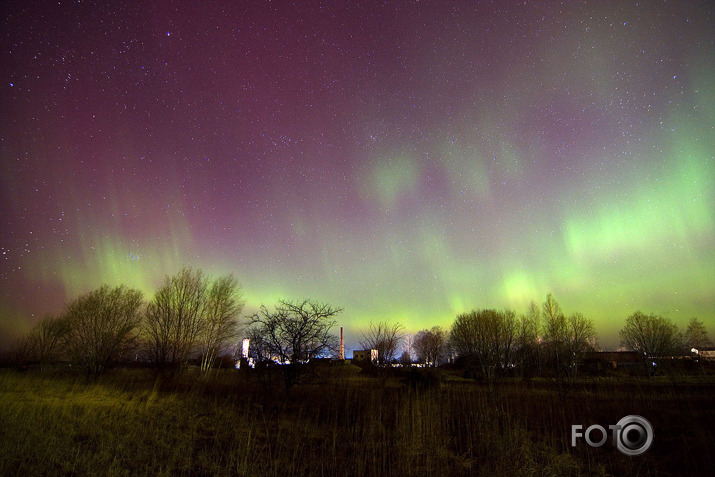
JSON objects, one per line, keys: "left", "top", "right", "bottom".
{"left": 614, "top": 415, "right": 654, "bottom": 456}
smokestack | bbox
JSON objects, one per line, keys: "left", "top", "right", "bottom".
{"left": 339, "top": 327, "right": 344, "bottom": 360}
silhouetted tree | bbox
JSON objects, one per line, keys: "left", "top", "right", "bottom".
{"left": 8, "top": 337, "right": 32, "bottom": 364}
{"left": 144, "top": 267, "right": 244, "bottom": 376}
{"left": 24, "top": 314, "right": 69, "bottom": 364}
{"left": 400, "top": 334, "right": 415, "bottom": 366}
{"left": 620, "top": 311, "right": 682, "bottom": 375}
{"left": 540, "top": 294, "right": 596, "bottom": 378}
{"left": 248, "top": 299, "right": 342, "bottom": 390}
{"left": 62, "top": 285, "right": 143, "bottom": 380}
{"left": 413, "top": 326, "right": 447, "bottom": 367}
{"left": 515, "top": 301, "right": 541, "bottom": 378}
{"left": 449, "top": 309, "right": 516, "bottom": 379}
{"left": 144, "top": 267, "right": 208, "bottom": 374}
{"left": 245, "top": 327, "right": 272, "bottom": 363}
{"left": 359, "top": 321, "right": 404, "bottom": 366}
{"left": 684, "top": 317, "right": 712, "bottom": 350}
{"left": 542, "top": 293, "right": 568, "bottom": 377}
{"left": 564, "top": 312, "right": 597, "bottom": 376}
{"left": 198, "top": 275, "right": 244, "bottom": 375}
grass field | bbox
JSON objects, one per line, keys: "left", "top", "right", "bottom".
{"left": 1, "top": 365, "right": 713, "bottom": 476}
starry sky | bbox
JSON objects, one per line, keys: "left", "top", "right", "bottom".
{"left": 1, "top": 1, "right": 713, "bottom": 351}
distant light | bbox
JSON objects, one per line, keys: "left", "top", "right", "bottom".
{"left": 242, "top": 338, "right": 249, "bottom": 359}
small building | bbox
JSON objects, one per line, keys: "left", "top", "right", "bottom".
{"left": 583, "top": 351, "right": 643, "bottom": 372}
{"left": 352, "top": 349, "right": 378, "bottom": 363}
{"left": 691, "top": 347, "right": 715, "bottom": 360}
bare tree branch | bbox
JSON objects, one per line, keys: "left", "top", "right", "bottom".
{"left": 413, "top": 326, "right": 447, "bottom": 367}
{"left": 198, "top": 274, "right": 244, "bottom": 376}
{"left": 143, "top": 267, "right": 208, "bottom": 374}
{"left": 248, "top": 299, "right": 342, "bottom": 390}
{"left": 620, "top": 311, "right": 682, "bottom": 375}
{"left": 359, "top": 321, "right": 404, "bottom": 366}
{"left": 62, "top": 285, "right": 143, "bottom": 380}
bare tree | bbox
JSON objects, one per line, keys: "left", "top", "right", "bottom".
{"left": 413, "top": 326, "right": 448, "bottom": 367}
{"left": 359, "top": 321, "right": 404, "bottom": 366}
{"left": 620, "top": 311, "right": 683, "bottom": 375}
{"left": 684, "top": 317, "right": 713, "bottom": 350}
{"left": 515, "top": 301, "right": 541, "bottom": 378}
{"left": 542, "top": 294, "right": 565, "bottom": 341}
{"left": 7, "top": 339, "right": 29, "bottom": 364}
{"left": 24, "top": 314, "right": 69, "bottom": 364}
{"left": 400, "top": 334, "right": 415, "bottom": 365}
{"left": 245, "top": 327, "right": 272, "bottom": 363}
{"left": 144, "top": 267, "right": 208, "bottom": 374}
{"left": 248, "top": 299, "right": 342, "bottom": 390}
{"left": 62, "top": 285, "right": 143, "bottom": 380}
{"left": 542, "top": 293, "right": 568, "bottom": 377}
{"left": 449, "top": 312, "right": 479, "bottom": 358}
{"left": 500, "top": 309, "right": 517, "bottom": 374}
{"left": 449, "top": 309, "right": 516, "bottom": 379}
{"left": 198, "top": 275, "right": 244, "bottom": 375}
{"left": 564, "top": 312, "right": 597, "bottom": 376}
{"left": 540, "top": 295, "right": 596, "bottom": 378}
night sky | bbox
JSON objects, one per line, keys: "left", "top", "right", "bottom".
{"left": 2, "top": 1, "right": 713, "bottom": 351}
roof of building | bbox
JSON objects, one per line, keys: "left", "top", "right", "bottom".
{"left": 584, "top": 351, "right": 642, "bottom": 360}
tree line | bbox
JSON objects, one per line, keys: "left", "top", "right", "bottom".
{"left": 15, "top": 267, "right": 712, "bottom": 384}
{"left": 17, "top": 268, "right": 246, "bottom": 380}
{"left": 362, "top": 293, "right": 600, "bottom": 380}
{"left": 361, "top": 293, "right": 711, "bottom": 380}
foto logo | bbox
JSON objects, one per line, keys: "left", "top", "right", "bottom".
{"left": 572, "top": 415, "right": 653, "bottom": 456}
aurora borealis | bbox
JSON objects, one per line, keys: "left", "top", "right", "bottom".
{"left": 1, "top": 1, "right": 713, "bottom": 350}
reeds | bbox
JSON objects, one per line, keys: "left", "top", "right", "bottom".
{"left": 0, "top": 369, "right": 712, "bottom": 476}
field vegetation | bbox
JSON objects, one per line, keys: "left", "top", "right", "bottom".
{"left": 1, "top": 364, "right": 713, "bottom": 476}
{"left": 5, "top": 269, "right": 713, "bottom": 475}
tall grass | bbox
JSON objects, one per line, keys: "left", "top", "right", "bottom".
{"left": 0, "top": 368, "right": 712, "bottom": 476}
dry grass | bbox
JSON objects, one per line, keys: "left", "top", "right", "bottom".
{"left": 0, "top": 367, "right": 712, "bottom": 476}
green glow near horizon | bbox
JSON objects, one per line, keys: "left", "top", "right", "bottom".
{"left": 15, "top": 115, "right": 712, "bottom": 350}
{"left": 4, "top": 2, "right": 713, "bottom": 352}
